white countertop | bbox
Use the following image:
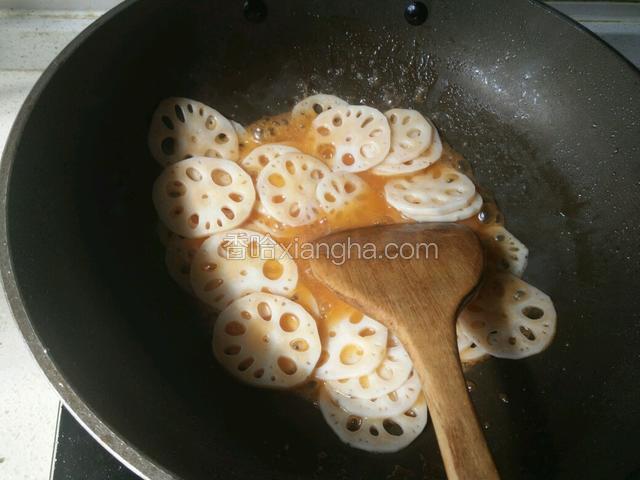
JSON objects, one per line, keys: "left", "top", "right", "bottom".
{"left": 0, "top": 7, "right": 119, "bottom": 480}
{"left": 0, "top": 3, "right": 638, "bottom": 479}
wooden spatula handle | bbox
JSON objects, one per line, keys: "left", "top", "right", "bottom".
{"left": 308, "top": 224, "right": 499, "bottom": 478}
{"left": 401, "top": 327, "right": 499, "bottom": 480}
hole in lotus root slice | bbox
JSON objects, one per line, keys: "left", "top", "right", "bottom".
{"left": 212, "top": 293, "right": 321, "bottom": 388}
{"left": 318, "top": 388, "right": 428, "bottom": 453}
{"left": 456, "top": 324, "right": 490, "bottom": 365}
{"left": 458, "top": 273, "right": 557, "bottom": 359}
{"left": 327, "top": 369, "right": 422, "bottom": 417}
{"left": 326, "top": 335, "right": 412, "bottom": 398}
{"left": 311, "top": 105, "right": 391, "bottom": 172}
{"left": 257, "top": 152, "right": 330, "bottom": 226}
{"left": 315, "top": 172, "right": 369, "bottom": 214}
{"left": 153, "top": 157, "right": 255, "bottom": 238}
{"left": 372, "top": 126, "right": 443, "bottom": 176}
{"left": 383, "top": 109, "right": 434, "bottom": 165}
{"left": 190, "top": 229, "right": 298, "bottom": 311}
{"left": 148, "top": 97, "right": 239, "bottom": 166}
{"left": 163, "top": 234, "right": 205, "bottom": 294}
{"left": 314, "top": 311, "right": 387, "bottom": 381}
{"left": 291, "top": 94, "right": 348, "bottom": 120}
{"left": 478, "top": 225, "right": 529, "bottom": 277}
{"left": 240, "top": 144, "right": 300, "bottom": 178}
{"left": 384, "top": 166, "right": 476, "bottom": 219}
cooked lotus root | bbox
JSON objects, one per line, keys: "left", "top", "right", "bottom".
{"left": 164, "top": 234, "right": 204, "bottom": 293}
{"left": 231, "top": 120, "right": 247, "bottom": 137}
{"left": 314, "top": 311, "right": 388, "bottom": 381}
{"left": 326, "top": 335, "right": 412, "bottom": 399}
{"left": 319, "top": 388, "right": 428, "bottom": 453}
{"left": 291, "top": 94, "right": 348, "bottom": 120}
{"left": 190, "top": 229, "right": 298, "bottom": 311}
{"left": 243, "top": 198, "right": 285, "bottom": 239}
{"left": 326, "top": 370, "right": 422, "bottom": 418}
{"left": 242, "top": 217, "right": 286, "bottom": 239}
{"left": 150, "top": 95, "right": 557, "bottom": 456}
{"left": 372, "top": 127, "right": 443, "bottom": 176}
{"left": 409, "top": 193, "right": 484, "bottom": 223}
{"left": 291, "top": 284, "right": 321, "bottom": 318}
{"left": 420, "top": 125, "right": 443, "bottom": 164}
{"left": 148, "top": 97, "right": 239, "bottom": 166}
{"left": 457, "top": 327, "right": 489, "bottom": 365}
{"left": 459, "top": 273, "right": 557, "bottom": 359}
{"left": 240, "top": 144, "right": 299, "bottom": 178}
{"left": 316, "top": 172, "right": 369, "bottom": 213}
{"left": 384, "top": 166, "right": 477, "bottom": 219}
{"left": 479, "top": 225, "right": 529, "bottom": 277}
{"left": 213, "top": 293, "right": 321, "bottom": 388}
{"left": 257, "top": 152, "right": 330, "bottom": 226}
{"left": 156, "top": 221, "right": 176, "bottom": 247}
{"left": 383, "top": 109, "right": 434, "bottom": 164}
{"left": 242, "top": 200, "right": 287, "bottom": 239}
{"left": 153, "top": 157, "right": 255, "bottom": 238}
{"left": 312, "top": 105, "right": 391, "bottom": 172}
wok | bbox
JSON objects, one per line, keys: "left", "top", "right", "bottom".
{"left": 1, "top": 0, "right": 639, "bottom": 478}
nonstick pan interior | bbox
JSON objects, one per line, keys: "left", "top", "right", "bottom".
{"left": 2, "top": 0, "right": 639, "bottom": 478}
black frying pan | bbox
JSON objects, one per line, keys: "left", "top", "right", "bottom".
{"left": 1, "top": 0, "right": 639, "bottom": 478}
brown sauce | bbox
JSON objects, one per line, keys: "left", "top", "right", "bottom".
{"left": 237, "top": 111, "right": 505, "bottom": 344}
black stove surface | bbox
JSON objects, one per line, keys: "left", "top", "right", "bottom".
{"left": 53, "top": 408, "right": 139, "bottom": 480}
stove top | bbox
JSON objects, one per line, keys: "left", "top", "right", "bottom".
{"left": 53, "top": 409, "right": 137, "bottom": 480}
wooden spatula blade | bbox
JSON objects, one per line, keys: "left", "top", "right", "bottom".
{"left": 309, "top": 223, "right": 483, "bottom": 331}
{"left": 308, "top": 223, "right": 499, "bottom": 480}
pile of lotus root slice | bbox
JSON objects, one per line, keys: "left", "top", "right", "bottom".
{"left": 150, "top": 94, "right": 557, "bottom": 453}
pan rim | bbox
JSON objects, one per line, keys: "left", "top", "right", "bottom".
{"left": 0, "top": 2, "right": 176, "bottom": 479}
{"left": 0, "top": 0, "right": 638, "bottom": 479}
{"left": 533, "top": 0, "right": 640, "bottom": 75}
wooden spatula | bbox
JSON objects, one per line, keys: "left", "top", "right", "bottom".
{"left": 308, "top": 223, "right": 499, "bottom": 480}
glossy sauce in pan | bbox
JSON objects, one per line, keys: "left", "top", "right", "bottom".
{"left": 234, "top": 111, "right": 505, "bottom": 385}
